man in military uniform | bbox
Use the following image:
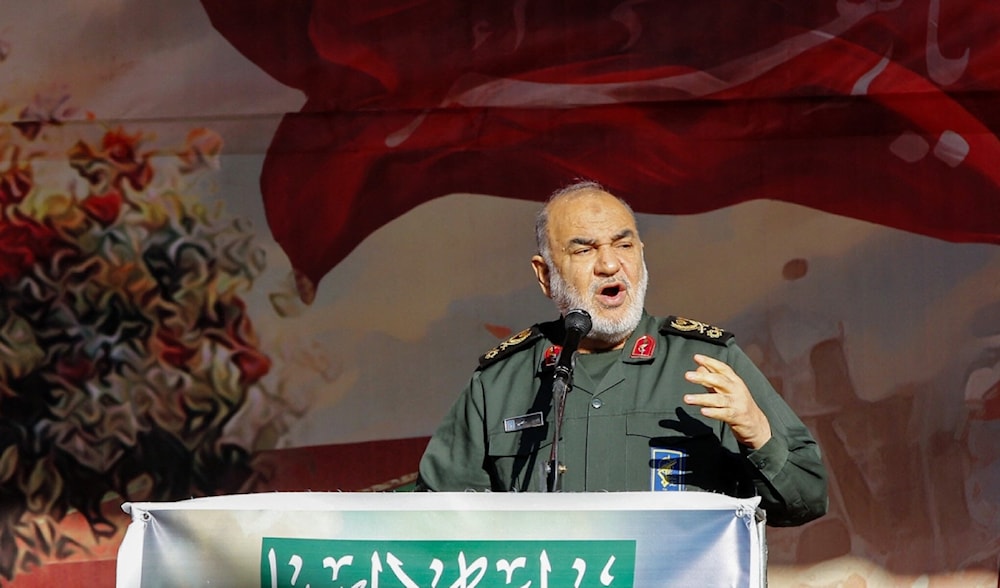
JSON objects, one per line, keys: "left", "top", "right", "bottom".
{"left": 416, "top": 182, "right": 828, "bottom": 527}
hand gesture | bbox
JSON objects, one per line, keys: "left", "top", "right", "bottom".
{"left": 683, "top": 354, "right": 772, "bottom": 449}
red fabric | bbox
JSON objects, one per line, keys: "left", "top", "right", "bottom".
{"left": 249, "top": 437, "right": 429, "bottom": 491}
{"left": 202, "top": 0, "right": 1000, "bottom": 295}
{"left": 5, "top": 560, "right": 116, "bottom": 588}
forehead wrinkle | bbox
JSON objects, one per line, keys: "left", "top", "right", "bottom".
{"left": 564, "top": 228, "right": 637, "bottom": 246}
{"left": 613, "top": 228, "right": 636, "bottom": 241}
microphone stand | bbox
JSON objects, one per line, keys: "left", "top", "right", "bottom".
{"left": 544, "top": 308, "right": 591, "bottom": 492}
{"left": 546, "top": 355, "right": 576, "bottom": 492}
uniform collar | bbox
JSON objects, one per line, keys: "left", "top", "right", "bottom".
{"left": 534, "top": 310, "right": 660, "bottom": 372}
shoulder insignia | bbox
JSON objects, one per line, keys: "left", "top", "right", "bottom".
{"left": 661, "top": 315, "right": 734, "bottom": 345}
{"left": 478, "top": 326, "right": 543, "bottom": 368}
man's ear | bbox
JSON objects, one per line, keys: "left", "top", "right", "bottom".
{"left": 531, "top": 255, "right": 552, "bottom": 298}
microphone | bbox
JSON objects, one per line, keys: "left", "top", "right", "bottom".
{"left": 554, "top": 309, "right": 592, "bottom": 381}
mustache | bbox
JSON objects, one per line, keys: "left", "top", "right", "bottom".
{"left": 589, "top": 276, "right": 630, "bottom": 295}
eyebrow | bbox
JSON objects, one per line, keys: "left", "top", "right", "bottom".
{"left": 568, "top": 228, "right": 636, "bottom": 246}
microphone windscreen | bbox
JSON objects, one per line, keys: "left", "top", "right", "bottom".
{"left": 564, "top": 308, "right": 592, "bottom": 337}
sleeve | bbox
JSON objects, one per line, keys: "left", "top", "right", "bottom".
{"left": 728, "top": 344, "right": 829, "bottom": 527}
{"left": 415, "top": 371, "right": 494, "bottom": 492}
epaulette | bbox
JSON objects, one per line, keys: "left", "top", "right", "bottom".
{"left": 660, "top": 315, "right": 734, "bottom": 345}
{"left": 478, "top": 325, "right": 544, "bottom": 368}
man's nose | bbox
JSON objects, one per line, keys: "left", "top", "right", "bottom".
{"left": 595, "top": 245, "right": 621, "bottom": 275}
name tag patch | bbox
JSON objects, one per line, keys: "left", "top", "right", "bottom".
{"left": 651, "top": 448, "right": 686, "bottom": 491}
{"left": 504, "top": 411, "right": 544, "bottom": 433}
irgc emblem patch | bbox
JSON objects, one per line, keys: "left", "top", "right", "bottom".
{"left": 651, "top": 448, "right": 686, "bottom": 491}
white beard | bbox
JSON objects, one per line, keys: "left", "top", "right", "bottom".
{"left": 548, "top": 260, "right": 648, "bottom": 346}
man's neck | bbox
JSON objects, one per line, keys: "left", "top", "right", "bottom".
{"left": 578, "top": 335, "right": 631, "bottom": 354}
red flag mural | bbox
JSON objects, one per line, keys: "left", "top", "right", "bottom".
{"left": 203, "top": 0, "right": 1000, "bottom": 298}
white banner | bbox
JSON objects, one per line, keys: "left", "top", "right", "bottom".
{"left": 117, "top": 491, "right": 764, "bottom": 588}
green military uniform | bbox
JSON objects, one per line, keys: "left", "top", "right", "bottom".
{"left": 417, "top": 312, "right": 828, "bottom": 527}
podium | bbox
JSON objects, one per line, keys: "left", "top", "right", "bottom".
{"left": 117, "top": 492, "right": 765, "bottom": 587}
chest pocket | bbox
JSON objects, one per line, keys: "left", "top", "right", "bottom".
{"left": 486, "top": 425, "right": 554, "bottom": 492}
{"left": 625, "top": 414, "right": 686, "bottom": 490}
{"left": 625, "top": 412, "right": 743, "bottom": 494}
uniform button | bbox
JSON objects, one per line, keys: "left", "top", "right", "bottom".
{"left": 591, "top": 398, "right": 603, "bottom": 409}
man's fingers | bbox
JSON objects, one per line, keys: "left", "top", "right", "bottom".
{"left": 696, "top": 407, "right": 732, "bottom": 421}
{"left": 684, "top": 395, "right": 737, "bottom": 423}
{"left": 684, "top": 355, "right": 773, "bottom": 450}
{"left": 685, "top": 368, "right": 732, "bottom": 393}
{"left": 692, "top": 353, "right": 736, "bottom": 376}
{"left": 683, "top": 392, "right": 728, "bottom": 409}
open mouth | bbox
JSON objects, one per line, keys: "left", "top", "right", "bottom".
{"left": 595, "top": 282, "right": 627, "bottom": 306}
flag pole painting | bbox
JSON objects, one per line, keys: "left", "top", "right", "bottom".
{"left": 0, "top": 1, "right": 998, "bottom": 586}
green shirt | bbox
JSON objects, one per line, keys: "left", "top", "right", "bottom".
{"left": 417, "top": 312, "right": 828, "bottom": 527}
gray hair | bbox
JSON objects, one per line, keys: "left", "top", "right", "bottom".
{"left": 534, "top": 180, "right": 636, "bottom": 262}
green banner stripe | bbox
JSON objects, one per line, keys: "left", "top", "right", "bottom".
{"left": 261, "top": 538, "right": 636, "bottom": 587}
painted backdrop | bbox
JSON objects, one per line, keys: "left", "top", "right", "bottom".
{"left": 0, "top": 0, "right": 998, "bottom": 586}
